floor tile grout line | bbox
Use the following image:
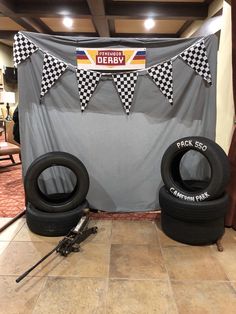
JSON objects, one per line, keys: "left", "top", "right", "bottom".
{"left": 0, "top": 221, "right": 26, "bottom": 243}
{"left": 229, "top": 281, "right": 236, "bottom": 295}
{"left": 9, "top": 218, "right": 26, "bottom": 242}
{"left": 11, "top": 242, "right": 62, "bottom": 245}
{"left": 0, "top": 274, "right": 110, "bottom": 278}
{"left": 154, "top": 219, "right": 180, "bottom": 314}
{"left": 0, "top": 274, "right": 193, "bottom": 281}
{"left": 169, "top": 279, "right": 236, "bottom": 283}
{"left": 0, "top": 274, "right": 234, "bottom": 283}
{"left": 31, "top": 275, "right": 49, "bottom": 314}
{"left": 108, "top": 277, "right": 171, "bottom": 281}
{"left": 209, "top": 244, "right": 232, "bottom": 283}
{"left": 104, "top": 219, "right": 113, "bottom": 314}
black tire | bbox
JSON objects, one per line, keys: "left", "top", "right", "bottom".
{"left": 180, "top": 179, "right": 208, "bottom": 192}
{"left": 26, "top": 201, "right": 88, "bottom": 236}
{"left": 159, "top": 185, "right": 229, "bottom": 222}
{"left": 161, "top": 210, "right": 225, "bottom": 245}
{"left": 161, "top": 136, "right": 230, "bottom": 202}
{"left": 24, "top": 152, "right": 89, "bottom": 213}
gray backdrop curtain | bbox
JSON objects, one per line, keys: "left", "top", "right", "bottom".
{"left": 18, "top": 32, "right": 218, "bottom": 212}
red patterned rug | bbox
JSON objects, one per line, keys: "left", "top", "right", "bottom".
{"left": 0, "top": 156, "right": 25, "bottom": 217}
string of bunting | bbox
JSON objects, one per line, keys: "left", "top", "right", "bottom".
{"left": 13, "top": 32, "right": 212, "bottom": 115}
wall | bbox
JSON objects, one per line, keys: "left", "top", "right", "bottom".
{"left": 182, "top": 0, "right": 234, "bottom": 153}
{"left": 0, "top": 43, "right": 13, "bottom": 68}
{"left": 216, "top": 1, "right": 234, "bottom": 152}
{"left": 0, "top": 43, "right": 18, "bottom": 99}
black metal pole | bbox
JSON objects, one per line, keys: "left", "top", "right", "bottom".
{"left": 16, "top": 244, "right": 60, "bottom": 283}
{"left": 0, "top": 209, "right": 26, "bottom": 233}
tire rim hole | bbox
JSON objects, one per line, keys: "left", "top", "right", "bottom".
{"left": 171, "top": 150, "right": 212, "bottom": 192}
{"left": 37, "top": 165, "right": 78, "bottom": 203}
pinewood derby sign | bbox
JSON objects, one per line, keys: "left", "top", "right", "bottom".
{"left": 76, "top": 48, "right": 146, "bottom": 70}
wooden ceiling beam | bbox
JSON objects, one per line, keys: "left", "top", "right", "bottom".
{"left": 12, "top": 1, "right": 90, "bottom": 18}
{"left": 177, "top": 20, "right": 194, "bottom": 37}
{"left": 52, "top": 31, "right": 98, "bottom": 37}
{"left": 3, "top": 1, "right": 208, "bottom": 20}
{"left": 204, "top": 0, "right": 215, "bottom": 4}
{"left": 86, "top": 0, "right": 106, "bottom": 16}
{"left": 113, "top": 33, "right": 179, "bottom": 38}
{"left": 108, "top": 19, "right": 115, "bottom": 36}
{"left": 106, "top": 2, "right": 208, "bottom": 20}
{"left": 86, "top": 0, "right": 110, "bottom": 37}
{"left": 21, "top": 17, "right": 53, "bottom": 33}
{"left": 0, "top": 30, "right": 16, "bottom": 40}
{"left": 0, "top": 0, "right": 39, "bottom": 31}
{"left": 0, "top": 0, "right": 15, "bottom": 16}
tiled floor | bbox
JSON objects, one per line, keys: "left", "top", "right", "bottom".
{"left": 0, "top": 218, "right": 235, "bottom": 314}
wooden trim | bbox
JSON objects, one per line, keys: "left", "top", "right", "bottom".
{"left": 89, "top": 210, "right": 161, "bottom": 220}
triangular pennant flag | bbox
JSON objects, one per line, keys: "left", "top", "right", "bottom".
{"left": 76, "top": 69, "right": 102, "bottom": 112}
{"left": 147, "top": 60, "right": 173, "bottom": 104}
{"left": 112, "top": 72, "right": 138, "bottom": 115}
{"left": 180, "top": 39, "right": 212, "bottom": 84}
{"left": 40, "top": 53, "right": 68, "bottom": 98}
{"left": 13, "top": 33, "right": 38, "bottom": 67}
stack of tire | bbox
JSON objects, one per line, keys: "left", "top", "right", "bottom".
{"left": 24, "top": 152, "right": 90, "bottom": 236}
{"left": 159, "top": 136, "right": 230, "bottom": 245}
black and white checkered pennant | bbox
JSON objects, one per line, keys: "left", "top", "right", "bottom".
{"left": 112, "top": 72, "right": 138, "bottom": 115}
{"left": 13, "top": 33, "right": 38, "bottom": 67}
{"left": 148, "top": 60, "right": 173, "bottom": 104}
{"left": 40, "top": 53, "right": 68, "bottom": 98}
{"left": 76, "top": 69, "right": 102, "bottom": 112}
{"left": 180, "top": 39, "right": 212, "bottom": 84}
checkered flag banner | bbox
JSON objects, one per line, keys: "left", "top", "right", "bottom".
{"left": 112, "top": 72, "right": 138, "bottom": 115}
{"left": 148, "top": 60, "right": 173, "bottom": 104}
{"left": 13, "top": 33, "right": 38, "bottom": 67}
{"left": 40, "top": 53, "right": 68, "bottom": 98}
{"left": 180, "top": 39, "right": 212, "bottom": 84}
{"left": 76, "top": 69, "right": 102, "bottom": 112}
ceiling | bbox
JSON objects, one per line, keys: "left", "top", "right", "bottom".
{"left": 0, "top": 0, "right": 216, "bottom": 46}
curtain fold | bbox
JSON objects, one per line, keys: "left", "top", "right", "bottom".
{"left": 18, "top": 33, "right": 218, "bottom": 212}
{"left": 225, "top": 0, "right": 236, "bottom": 229}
